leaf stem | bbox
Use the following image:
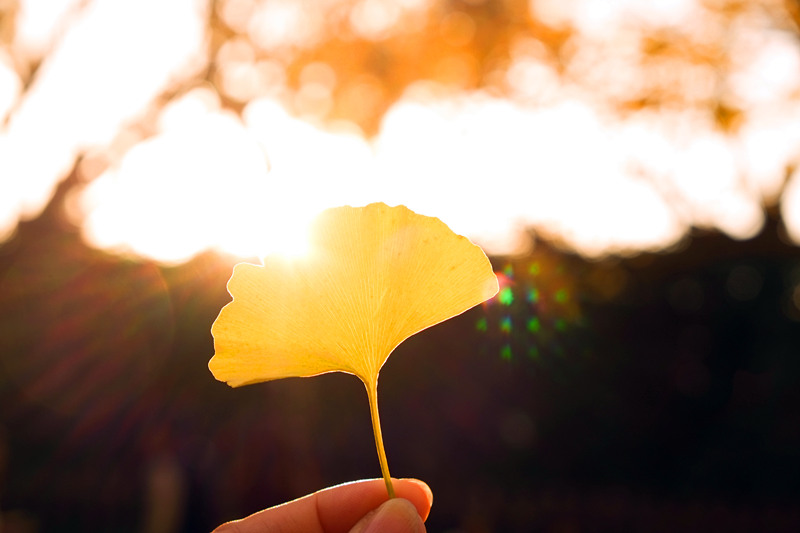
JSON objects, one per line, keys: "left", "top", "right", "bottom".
{"left": 366, "top": 378, "right": 395, "bottom": 498}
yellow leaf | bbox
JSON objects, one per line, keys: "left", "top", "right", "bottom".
{"left": 208, "top": 202, "right": 498, "bottom": 496}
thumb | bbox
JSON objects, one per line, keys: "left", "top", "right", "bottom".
{"left": 348, "top": 498, "right": 427, "bottom": 533}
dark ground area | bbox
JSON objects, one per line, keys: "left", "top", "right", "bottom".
{"left": 1, "top": 193, "right": 799, "bottom": 532}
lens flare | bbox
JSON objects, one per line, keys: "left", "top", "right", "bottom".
{"left": 481, "top": 254, "right": 585, "bottom": 362}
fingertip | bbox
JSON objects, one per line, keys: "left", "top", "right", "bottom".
{"left": 404, "top": 478, "right": 433, "bottom": 507}
{"left": 394, "top": 478, "right": 433, "bottom": 521}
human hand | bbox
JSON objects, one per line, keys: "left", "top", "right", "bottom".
{"left": 212, "top": 478, "right": 432, "bottom": 533}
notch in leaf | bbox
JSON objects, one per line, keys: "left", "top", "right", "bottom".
{"left": 209, "top": 202, "right": 499, "bottom": 497}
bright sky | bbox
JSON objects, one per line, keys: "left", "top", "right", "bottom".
{"left": 1, "top": 0, "right": 800, "bottom": 262}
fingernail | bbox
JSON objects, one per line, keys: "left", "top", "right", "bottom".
{"left": 353, "top": 498, "right": 426, "bottom": 533}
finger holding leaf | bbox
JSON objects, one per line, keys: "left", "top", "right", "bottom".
{"left": 209, "top": 202, "right": 499, "bottom": 498}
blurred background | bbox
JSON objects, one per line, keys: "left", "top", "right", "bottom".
{"left": 1, "top": 0, "right": 800, "bottom": 531}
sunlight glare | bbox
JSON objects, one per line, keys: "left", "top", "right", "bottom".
{"left": 0, "top": 0, "right": 207, "bottom": 242}
{"left": 738, "top": 105, "right": 800, "bottom": 203}
{"left": 375, "top": 94, "right": 685, "bottom": 257}
{"left": 671, "top": 130, "right": 762, "bottom": 238}
{"left": 13, "top": 0, "right": 84, "bottom": 60}
{"left": 531, "top": 0, "right": 698, "bottom": 34}
{"left": 728, "top": 27, "right": 800, "bottom": 108}
{"left": 80, "top": 92, "right": 368, "bottom": 263}
{"left": 243, "top": 97, "right": 378, "bottom": 210}
{"left": 781, "top": 167, "right": 800, "bottom": 246}
{"left": 81, "top": 100, "right": 273, "bottom": 264}
{"left": 77, "top": 82, "right": 792, "bottom": 263}
{"left": 0, "top": 50, "right": 21, "bottom": 123}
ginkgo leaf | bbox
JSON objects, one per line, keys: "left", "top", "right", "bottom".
{"left": 209, "top": 202, "right": 499, "bottom": 497}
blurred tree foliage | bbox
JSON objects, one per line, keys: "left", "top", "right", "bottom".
{"left": 3, "top": 0, "right": 794, "bottom": 137}
{"left": 199, "top": 0, "right": 799, "bottom": 136}
{"left": 1, "top": 0, "right": 798, "bottom": 250}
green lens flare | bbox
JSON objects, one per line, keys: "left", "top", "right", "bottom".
{"left": 499, "top": 286, "right": 514, "bottom": 306}
{"left": 500, "top": 345, "right": 512, "bottom": 360}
